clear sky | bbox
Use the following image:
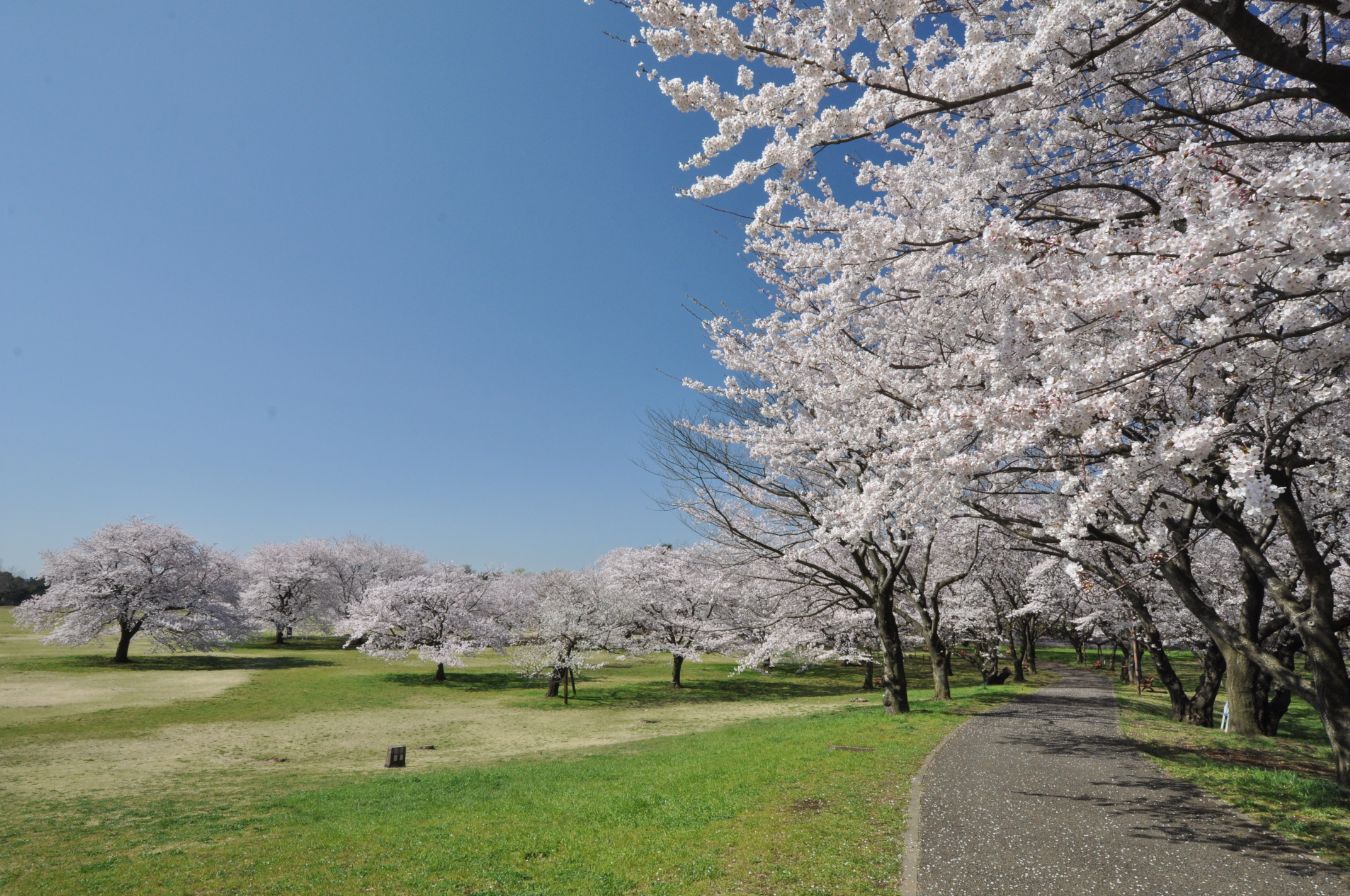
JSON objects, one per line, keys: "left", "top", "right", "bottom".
{"left": 0, "top": 1, "right": 764, "bottom": 575}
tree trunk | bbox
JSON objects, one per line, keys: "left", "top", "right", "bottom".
{"left": 1114, "top": 581, "right": 1195, "bottom": 723}
{"left": 1300, "top": 620, "right": 1350, "bottom": 788}
{"left": 1069, "top": 634, "right": 1086, "bottom": 664}
{"left": 113, "top": 625, "right": 134, "bottom": 663}
{"left": 274, "top": 625, "right": 286, "bottom": 645}
{"left": 862, "top": 660, "right": 875, "bottom": 691}
{"left": 928, "top": 631, "right": 951, "bottom": 700}
{"left": 1025, "top": 626, "right": 1038, "bottom": 673}
{"left": 1183, "top": 640, "right": 1225, "bottom": 727}
{"left": 546, "top": 667, "right": 564, "bottom": 697}
{"left": 671, "top": 654, "right": 684, "bottom": 688}
{"left": 1007, "top": 624, "right": 1026, "bottom": 683}
{"left": 1142, "top": 637, "right": 1191, "bottom": 723}
{"left": 930, "top": 648, "right": 952, "bottom": 699}
{"left": 1261, "top": 684, "right": 1293, "bottom": 736}
{"left": 1221, "top": 645, "right": 1263, "bottom": 736}
{"left": 434, "top": 662, "right": 446, "bottom": 682}
{"left": 873, "top": 595, "right": 910, "bottom": 713}
{"left": 1179, "top": 481, "right": 1350, "bottom": 785}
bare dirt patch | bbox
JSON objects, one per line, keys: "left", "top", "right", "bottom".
{"left": 0, "top": 692, "right": 845, "bottom": 802}
{"left": 0, "top": 670, "right": 252, "bottom": 724}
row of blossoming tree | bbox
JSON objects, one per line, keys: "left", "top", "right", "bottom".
{"left": 16, "top": 517, "right": 1096, "bottom": 696}
{"left": 590, "top": 0, "right": 1350, "bottom": 785}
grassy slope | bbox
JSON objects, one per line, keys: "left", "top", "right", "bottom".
{"left": 0, "top": 610, "right": 1044, "bottom": 895}
{"left": 1110, "top": 648, "right": 1350, "bottom": 867}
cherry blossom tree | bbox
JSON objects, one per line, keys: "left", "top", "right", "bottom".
{"left": 598, "top": 543, "right": 732, "bottom": 687}
{"left": 650, "top": 408, "right": 984, "bottom": 705}
{"left": 15, "top": 518, "right": 244, "bottom": 663}
{"left": 612, "top": 0, "right": 1350, "bottom": 783}
{"left": 240, "top": 541, "right": 336, "bottom": 644}
{"left": 734, "top": 593, "right": 883, "bottom": 689}
{"left": 318, "top": 536, "right": 427, "bottom": 616}
{"left": 651, "top": 410, "right": 923, "bottom": 708}
{"left": 339, "top": 564, "right": 506, "bottom": 680}
{"left": 507, "top": 568, "right": 628, "bottom": 700}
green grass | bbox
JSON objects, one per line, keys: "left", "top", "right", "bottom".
{"left": 1112, "top": 648, "right": 1350, "bottom": 868}
{"left": 0, "top": 609, "right": 1046, "bottom": 894}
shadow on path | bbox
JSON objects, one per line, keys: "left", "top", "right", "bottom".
{"left": 912, "top": 666, "right": 1344, "bottom": 895}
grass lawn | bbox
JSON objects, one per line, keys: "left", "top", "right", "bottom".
{"left": 1111, "top": 648, "right": 1350, "bottom": 868}
{"left": 0, "top": 609, "right": 1045, "bottom": 895}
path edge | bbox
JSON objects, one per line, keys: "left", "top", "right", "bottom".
{"left": 899, "top": 710, "right": 971, "bottom": 896}
{"left": 899, "top": 670, "right": 1064, "bottom": 895}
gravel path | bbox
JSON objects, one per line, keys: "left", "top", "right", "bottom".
{"left": 909, "top": 666, "right": 1347, "bottom": 895}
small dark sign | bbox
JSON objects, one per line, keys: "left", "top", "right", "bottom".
{"left": 385, "top": 745, "right": 407, "bottom": 768}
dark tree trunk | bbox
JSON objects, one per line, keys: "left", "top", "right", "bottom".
{"left": 1177, "top": 481, "right": 1350, "bottom": 785}
{"left": 1183, "top": 640, "right": 1225, "bottom": 727}
{"left": 1301, "top": 620, "right": 1350, "bottom": 787}
{"left": 671, "top": 655, "right": 684, "bottom": 688}
{"left": 1251, "top": 627, "right": 1299, "bottom": 736}
{"left": 1007, "top": 624, "right": 1026, "bottom": 683}
{"left": 1069, "top": 634, "right": 1086, "bottom": 664}
{"left": 1025, "top": 627, "right": 1038, "bottom": 673}
{"left": 862, "top": 660, "right": 875, "bottom": 691}
{"left": 1142, "top": 638, "right": 1190, "bottom": 723}
{"left": 114, "top": 625, "right": 134, "bottom": 664}
{"left": 873, "top": 594, "right": 910, "bottom": 713}
{"left": 1261, "top": 685, "right": 1293, "bottom": 736}
{"left": 546, "top": 667, "right": 565, "bottom": 697}
{"left": 1220, "top": 564, "right": 1274, "bottom": 736}
{"left": 434, "top": 662, "right": 446, "bottom": 681}
{"left": 928, "top": 630, "right": 951, "bottom": 700}
{"left": 1115, "top": 581, "right": 1195, "bottom": 723}
{"left": 274, "top": 625, "right": 286, "bottom": 645}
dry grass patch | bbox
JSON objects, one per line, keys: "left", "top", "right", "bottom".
{"left": 0, "top": 670, "right": 252, "bottom": 722}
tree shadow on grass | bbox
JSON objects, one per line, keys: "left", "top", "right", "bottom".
{"left": 233, "top": 636, "right": 348, "bottom": 652}
{"left": 381, "top": 670, "right": 544, "bottom": 692}
{"left": 1136, "top": 738, "right": 1347, "bottom": 792}
{"left": 379, "top": 666, "right": 869, "bottom": 707}
{"left": 1117, "top": 692, "right": 1184, "bottom": 722}
{"left": 534, "top": 675, "right": 866, "bottom": 709}
{"left": 11, "top": 653, "right": 332, "bottom": 673}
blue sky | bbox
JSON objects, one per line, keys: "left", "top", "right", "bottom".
{"left": 0, "top": 1, "right": 765, "bottom": 575}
